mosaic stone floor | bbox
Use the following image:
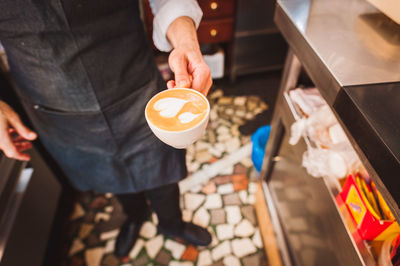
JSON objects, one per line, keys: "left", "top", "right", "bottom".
{"left": 62, "top": 89, "right": 269, "bottom": 266}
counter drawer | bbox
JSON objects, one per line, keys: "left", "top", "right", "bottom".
{"left": 197, "top": 18, "right": 233, "bottom": 44}
{"left": 198, "top": 0, "right": 235, "bottom": 19}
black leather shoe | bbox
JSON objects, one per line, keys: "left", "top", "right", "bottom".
{"left": 114, "top": 215, "right": 148, "bottom": 257}
{"left": 159, "top": 222, "right": 212, "bottom": 246}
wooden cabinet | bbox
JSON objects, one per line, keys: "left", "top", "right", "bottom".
{"left": 142, "top": 0, "right": 235, "bottom": 44}
{"left": 141, "top": 0, "right": 235, "bottom": 57}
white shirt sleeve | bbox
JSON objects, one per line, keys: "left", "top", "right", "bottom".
{"left": 149, "top": 0, "right": 203, "bottom": 52}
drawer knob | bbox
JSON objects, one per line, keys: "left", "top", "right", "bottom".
{"left": 210, "top": 29, "right": 218, "bottom": 37}
{"left": 210, "top": 1, "right": 218, "bottom": 10}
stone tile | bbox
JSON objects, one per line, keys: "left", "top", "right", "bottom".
{"left": 129, "top": 239, "right": 145, "bottom": 259}
{"left": 201, "top": 182, "right": 217, "bottom": 194}
{"left": 132, "top": 254, "right": 149, "bottom": 266}
{"left": 102, "top": 254, "right": 120, "bottom": 266}
{"left": 181, "top": 245, "right": 198, "bottom": 261}
{"left": 208, "top": 130, "right": 217, "bottom": 145}
{"left": 233, "top": 176, "right": 248, "bottom": 191}
{"left": 210, "top": 209, "right": 226, "bottom": 225}
{"left": 248, "top": 182, "right": 257, "bottom": 194}
{"left": 216, "top": 224, "right": 234, "bottom": 240}
{"left": 231, "top": 238, "right": 257, "bottom": 258}
{"left": 192, "top": 208, "right": 210, "bottom": 228}
{"left": 230, "top": 125, "right": 240, "bottom": 137}
{"left": 217, "top": 184, "right": 234, "bottom": 195}
{"left": 195, "top": 150, "right": 213, "bottom": 164}
{"left": 225, "top": 138, "right": 241, "bottom": 154}
{"left": 225, "top": 206, "right": 242, "bottom": 225}
{"left": 241, "top": 205, "right": 256, "bottom": 225}
{"left": 197, "top": 250, "right": 212, "bottom": 266}
{"left": 217, "top": 126, "right": 230, "bottom": 135}
{"left": 218, "top": 97, "right": 233, "bottom": 105}
{"left": 232, "top": 117, "right": 244, "bottom": 125}
{"left": 155, "top": 249, "right": 172, "bottom": 265}
{"left": 247, "top": 195, "right": 255, "bottom": 205}
{"left": 223, "top": 193, "right": 241, "bottom": 205}
{"left": 169, "top": 261, "right": 194, "bottom": 266}
{"left": 239, "top": 190, "right": 248, "bottom": 204}
{"left": 100, "top": 229, "right": 119, "bottom": 241}
{"left": 145, "top": 235, "right": 164, "bottom": 259}
{"left": 211, "top": 240, "right": 232, "bottom": 261}
{"left": 85, "top": 247, "right": 104, "bottom": 266}
{"left": 184, "top": 193, "right": 206, "bottom": 211}
{"left": 225, "top": 108, "right": 234, "bottom": 116}
{"left": 247, "top": 98, "right": 258, "bottom": 111}
{"left": 165, "top": 239, "right": 186, "bottom": 259}
{"left": 152, "top": 213, "right": 159, "bottom": 225}
{"left": 207, "top": 226, "right": 218, "bottom": 247}
{"left": 234, "top": 164, "right": 248, "bottom": 175}
{"left": 234, "top": 96, "right": 246, "bottom": 106}
{"left": 196, "top": 141, "right": 210, "bottom": 151}
{"left": 188, "top": 161, "right": 200, "bottom": 173}
{"left": 120, "top": 255, "right": 131, "bottom": 264}
{"left": 90, "top": 196, "right": 108, "bottom": 209}
{"left": 214, "top": 143, "right": 226, "bottom": 153}
{"left": 182, "top": 209, "right": 193, "bottom": 222}
{"left": 69, "top": 239, "right": 85, "bottom": 256}
{"left": 97, "top": 198, "right": 126, "bottom": 232}
{"left": 209, "top": 89, "right": 223, "bottom": 100}
{"left": 209, "top": 147, "right": 223, "bottom": 158}
{"left": 139, "top": 221, "right": 157, "bottom": 239}
{"left": 95, "top": 212, "right": 110, "bottom": 223}
{"left": 245, "top": 113, "right": 255, "bottom": 120}
{"left": 190, "top": 184, "right": 203, "bottom": 193}
{"left": 234, "top": 219, "right": 255, "bottom": 237}
{"left": 242, "top": 253, "right": 260, "bottom": 266}
{"left": 240, "top": 157, "right": 254, "bottom": 168}
{"left": 218, "top": 165, "right": 234, "bottom": 175}
{"left": 252, "top": 229, "right": 263, "bottom": 249}
{"left": 79, "top": 223, "right": 94, "bottom": 239}
{"left": 223, "top": 255, "right": 241, "bottom": 266}
{"left": 212, "top": 176, "right": 232, "bottom": 185}
{"left": 69, "top": 255, "right": 84, "bottom": 266}
{"left": 104, "top": 239, "right": 116, "bottom": 254}
{"left": 104, "top": 206, "right": 114, "bottom": 213}
{"left": 70, "top": 203, "right": 85, "bottom": 220}
{"left": 204, "top": 194, "right": 223, "bottom": 209}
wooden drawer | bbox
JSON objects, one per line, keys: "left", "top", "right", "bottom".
{"left": 198, "top": 0, "right": 235, "bottom": 19}
{"left": 197, "top": 18, "right": 233, "bottom": 44}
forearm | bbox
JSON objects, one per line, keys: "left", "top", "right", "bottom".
{"left": 166, "top": 17, "right": 200, "bottom": 50}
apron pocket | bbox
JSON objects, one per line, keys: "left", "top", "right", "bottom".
{"left": 24, "top": 101, "right": 118, "bottom": 156}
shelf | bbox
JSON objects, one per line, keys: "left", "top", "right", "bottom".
{"left": 269, "top": 89, "right": 378, "bottom": 265}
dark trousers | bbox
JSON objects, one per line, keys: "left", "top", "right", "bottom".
{"left": 116, "top": 182, "right": 183, "bottom": 232}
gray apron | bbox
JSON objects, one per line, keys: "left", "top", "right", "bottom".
{"left": 0, "top": 0, "right": 187, "bottom": 193}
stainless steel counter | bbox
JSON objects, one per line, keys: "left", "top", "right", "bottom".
{"left": 274, "top": 0, "right": 400, "bottom": 220}
{"left": 259, "top": 0, "right": 400, "bottom": 265}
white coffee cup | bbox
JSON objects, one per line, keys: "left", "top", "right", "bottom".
{"left": 145, "top": 88, "right": 210, "bottom": 149}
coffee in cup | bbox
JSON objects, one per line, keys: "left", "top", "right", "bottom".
{"left": 145, "top": 88, "right": 210, "bottom": 149}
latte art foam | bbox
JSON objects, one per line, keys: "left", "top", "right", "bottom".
{"left": 146, "top": 89, "right": 208, "bottom": 131}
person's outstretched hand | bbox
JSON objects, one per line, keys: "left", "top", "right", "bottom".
{"left": 166, "top": 17, "right": 212, "bottom": 96}
{"left": 0, "top": 101, "right": 37, "bottom": 161}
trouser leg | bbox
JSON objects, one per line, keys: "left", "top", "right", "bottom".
{"left": 145, "top": 182, "right": 184, "bottom": 233}
{"left": 116, "top": 191, "right": 148, "bottom": 221}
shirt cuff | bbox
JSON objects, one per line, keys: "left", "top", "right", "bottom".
{"left": 152, "top": 0, "right": 203, "bottom": 52}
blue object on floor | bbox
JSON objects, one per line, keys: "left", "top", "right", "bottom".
{"left": 251, "top": 125, "right": 271, "bottom": 172}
